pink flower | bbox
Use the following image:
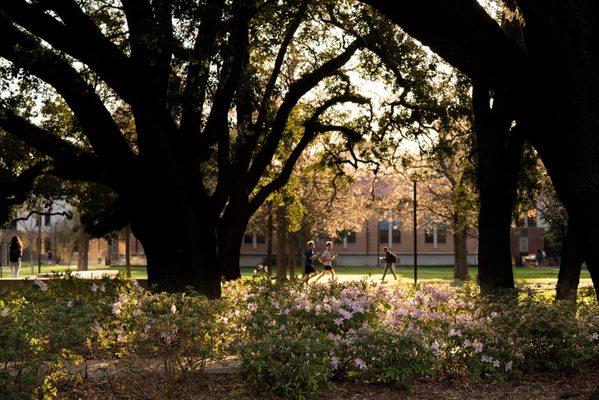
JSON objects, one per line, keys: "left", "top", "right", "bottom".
{"left": 248, "top": 303, "right": 257, "bottom": 311}
{"left": 91, "top": 283, "right": 98, "bottom": 292}
{"left": 330, "top": 356, "right": 339, "bottom": 369}
{"left": 463, "top": 339, "right": 472, "bottom": 347}
{"left": 431, "top": 341, "right": 440, "bottom": 352}
{"left": 334, "top": 317, "right": 344, "bottom": 325}
{"left": 160, "top": 331, "right": 172, "bottom": 345}
{"left": 474, "top": 341, "right": 483, "bottom": 353}
{"left": 505, "top": 361, "right": 513, "bottom": 371}
{"left": 132, "top": 309, "right": 142, "bottom": 317}
{"left": 354, "top": 357, "right": 367, "bottom": 370}
{"left": 492, "top": 360, "right": 500, "bottom": 368}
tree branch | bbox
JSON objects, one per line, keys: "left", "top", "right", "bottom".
{"left": 248, "top": 94, "right": 369, "bottom": 213}
{"left": 362, "top": 0, "right": 527, "bottom": 88}
{"left": 1, "top": 0, "right": 138, "bottom": 103}
{"left": 247, "top": 40, "right": 362, "bottom": 191}
{"left": 179, "top": 0, "right": 226, "bottom": 138}
{"left": 0, "top": 14, "right": 133, "bottom": 161}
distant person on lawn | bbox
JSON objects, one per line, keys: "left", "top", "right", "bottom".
{"left": 535, "top": 248, "right": 544, "bottom": 267}
{"left": 381, "top": 246, "right": 398, "bottom": 281}
{"left": 9, "top": 236, "right": 22, "bottom": 278}
{"left": 302, "top": 240, "right": 318, "bottom": 282}
{"left": 314, "top": 241, "right": 337, "bottom": 283}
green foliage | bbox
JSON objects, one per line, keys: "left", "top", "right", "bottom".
{"left": 0, "top": 275, "right": 597, "bottom": 398}
{"left": 240, "top": 325, "right": 333, "bottom": 399}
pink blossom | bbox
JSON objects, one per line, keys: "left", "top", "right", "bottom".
{"left": 354, "top": 357, "right": 367, "bottom": 370}
{"left": 330, "top": 356, "right": 339, "bottom": 369}
{"left": 431, "top": 341, "right": 440, "bottom": 352}
{"left": 505, "top": 361, "right": 513, "bottom": 371}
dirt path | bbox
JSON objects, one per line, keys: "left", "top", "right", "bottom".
{"left": 63, "top": 367, "right": 599, "bottom": 399}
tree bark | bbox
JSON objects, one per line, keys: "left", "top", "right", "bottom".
{"left": 453, "top": 225, "right": 469, "bottom": 280}
{"left": 287, "top": 233, "right": 297, "bottom": 280}
{"left": 276, "top": 206, "right": 287, "bottom": 281}
{"left": 77, "top": 230, "right": 90, "bottom": 271}
{"left": 473, "top": 85, "right": 522, "bottom": 290}
{"left": 124, "top": 168, "right": 222, "bottom": 297}
{"left": 218, "top": 209, "right": 248, "bottom": 281}
{"left": 266, "top": 203, "right": 274, "bottom": 267}
{"left": 556, "top": 218, "right": 584, "bottom": 300}
{"left": 124, "top": 225, "right": 131, "bottom": 278}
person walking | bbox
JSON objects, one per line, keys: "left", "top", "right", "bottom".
{"left": 535, "top": 248, "right": 544, "bottom": 267}
{"left": 381, "top": 246, "right": 398, "bottom": 281}
{"left": 302, "top": 240, "right": 318, "bottom": 282}
{"left": 313, "top": 241, "right": 337, "bottom": 283}
{"left": 9, "top": 236, "right": 22, "bottom": 278}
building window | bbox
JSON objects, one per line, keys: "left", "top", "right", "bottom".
{"left": 346, "top": 231, "right": 356, "bottom": 244}
{"left": 424, "top": 225, "right": 434, "bottom": 244}
{"left": 44, "top": 215, "right": 51, "bottom": 226}
{"left": 256, "top": 234, "right": 266, "bottom": 244}
{"left": 244, "top": 234, "right": 253, "bottom": 244}
{"left": 378, "top": 221, "right": 389, "bottom": 243}
{"left": 437, "top": 224, "right": 447, "bottom": 244}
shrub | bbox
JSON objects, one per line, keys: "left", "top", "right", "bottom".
{"left": 239, "top": 325, "right": 333, "bottom": 399}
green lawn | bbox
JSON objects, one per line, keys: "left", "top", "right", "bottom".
{"left": 242, "top": 265, "right": 593, "bottom": 286}
{"left": 1, "top": 263, "right": 592, "bottom": 288}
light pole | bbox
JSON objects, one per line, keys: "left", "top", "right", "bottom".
{"left": 413, "top": 180, "right": 418, "bottom": 286}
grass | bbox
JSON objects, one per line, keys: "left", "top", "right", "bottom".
{"left": 1, "top": 262, "right": 592, "bottom": 288}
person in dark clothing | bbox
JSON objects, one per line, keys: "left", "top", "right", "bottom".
{"left": 9, "top": 236, "right": 22, "bottom": 278}
{"left": 302, "top": 241, "right": 318, "bottom": 282}
{"left": 381, "top": 246, "right": 398, "bottom": 281}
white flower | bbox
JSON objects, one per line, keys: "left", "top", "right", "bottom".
{"left": 132, "top": 309, "right": 142, "bottom": 317}
{"left": 112, "top": 302, "right": 122, "bottom": 315}
{"left": 490, "top": 311, "right": 499, "bottom": 318}
{"left": 493, "top": 360, "right": 500, "bottom": 368}
{"left": 431, "top": 341, "right": 440, "bottom": 352}
{"left": 1, "top": 308, "right": 9, "bottom": 317}
{"left": 66, "top": 301, "right": 73, "bottom": 307}
{"left": 90, "top": 283, "right": 98, "bottom": 292}
{"left": 333, "top": 317, "right": 344, "bottom": 326}
{"left": 248, "top": 303, "right": 257, "bottom": 311}
{"left": 588, "top": 333, "right": 598, "bottom": 342}
{"left": 33, "top": 279, "right": 48, "bottom": 291}
{"left": 463, "top": 339, "right": 472, "bottom": 347}
{"left": 99, "top": 283, "right": 106, "bottom": 292}
{"left": 170, "top": 304, "right": 177, "bottom": 314}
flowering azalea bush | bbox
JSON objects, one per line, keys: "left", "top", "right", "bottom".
{"left": 0, "top": 272, "right": 597, "bottom": 399}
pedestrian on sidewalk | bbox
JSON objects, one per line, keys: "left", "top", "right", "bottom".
{"left": 381, "top": 246, "right": 398, "bottom": 281}
{"left": 9, "top": 236, "right": 22, "bottom": 278}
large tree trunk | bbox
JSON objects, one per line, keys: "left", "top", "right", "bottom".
{"left": 124, "top": 172, "right": 222, "bottom": 297}
{"left": 218, "top": 208, "right": 249, "bottom": 281}
{"left": 453, "top": 225, "right": 469, "bottom": 280}
{"left": 556, "top": 218, "right": 584, "bottom": 300}
{"left": 473, "top": 85, "right": 523, "bottom": 290}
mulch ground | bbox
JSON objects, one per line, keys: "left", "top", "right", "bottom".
{"left": 62, "top": 367, "right": 599, "bottom": 400}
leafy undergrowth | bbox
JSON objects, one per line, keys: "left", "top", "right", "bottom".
{"left": 0, "top": 272, "right": 597, "bottom": 399}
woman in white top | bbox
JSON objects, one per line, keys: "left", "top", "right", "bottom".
{"left": 313, "top": 241, "right": 337, "bottom": 283}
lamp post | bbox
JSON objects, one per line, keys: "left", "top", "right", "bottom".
{"left": 413, "top": 180, "right": 418, "bottom": 286}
